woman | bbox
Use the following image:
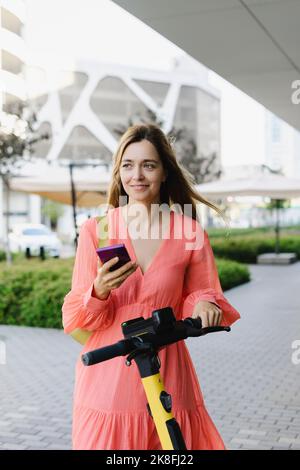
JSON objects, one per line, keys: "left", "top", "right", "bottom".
{"left": 62, "top": 123, "right": 241, "bottom": 450}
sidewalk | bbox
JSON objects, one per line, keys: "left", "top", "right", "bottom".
{"left": 0, "top": 262, "right": 299, "bottom": 450}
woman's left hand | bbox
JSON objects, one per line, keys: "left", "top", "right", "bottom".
{"left": 192, "top": 300, "right": 222, "bottom": 328}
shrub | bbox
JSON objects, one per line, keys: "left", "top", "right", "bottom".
{"left": 0, "top": 258, "right": 72, "bottom": 328}
{"left": 210, "top": 236, "right": 300, "bottom": 263}
{"left": 216, "top": 258, "right": 250, "bottom": 291}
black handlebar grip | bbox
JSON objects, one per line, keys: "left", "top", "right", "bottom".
{"left": 184, "top": 317, "right": 202, "bottom": 329}
{"left": 81, "top": 339, "right": 132, "bottom": 366}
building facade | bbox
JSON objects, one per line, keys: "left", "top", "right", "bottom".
{"left": 0, "top": 0, "right": 27, "bottom": 241}
{"left": 265, "top": 111, "right": 300, "bottom": 178}
{"left": 0, "top": 0, "right": 26, "bottom": 111}
{"left": 26, "top": 54, "right": 221, "bottom": 166}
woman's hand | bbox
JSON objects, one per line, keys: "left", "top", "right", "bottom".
{"left": 93, "top": 257, "right": 138, "bottom": 300}
{"left": 192, "top": 300, "right": 222, "bottom": 327}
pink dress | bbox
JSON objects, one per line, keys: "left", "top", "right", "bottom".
{"left": 62, "top": 206, "right": 241, "bottom": 450}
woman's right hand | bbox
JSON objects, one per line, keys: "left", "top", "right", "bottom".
{"left": 93, "top": 257, "right": 138, "bottom": 300}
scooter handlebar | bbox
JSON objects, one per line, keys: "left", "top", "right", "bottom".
{"left": 81, "top": 339, "right": 133, "bottom": 366}
{"left": 183, "top": 317, "right": 231, "bottom": 337}
{"left": 81, "top": 317, "right": 231, "bottom": 367}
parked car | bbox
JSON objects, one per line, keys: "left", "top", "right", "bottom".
{"left": 9, "top": 223, "right": 62, "bottom": 258}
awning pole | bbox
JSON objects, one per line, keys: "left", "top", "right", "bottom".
{"left": 69, "top": 163, "right": 78, "bottom": 249}
{"left": 275, "top": 199, "right": 280, "bottom": 255}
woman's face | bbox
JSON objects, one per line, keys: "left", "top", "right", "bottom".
{"left": 119, "top": 139, "right": 167, "bottom": 206}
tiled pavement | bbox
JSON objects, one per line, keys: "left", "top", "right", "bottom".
{"left": 0, "top": 262, "right": 299, "bottom": 450}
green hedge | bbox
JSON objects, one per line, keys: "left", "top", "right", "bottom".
{"left": 210, "top": 236, "right": 300, "bottom": 263}
{"left": 0, "top": 258, "right": 72, "bottom": 329}
{"left": 207, "top": 226, "right": 300, "bottom": 239}
{"left": 215, "top": 258, "right": 250, "bottom": 291}
{"left": 0, "top": 250, "right": 21, "bottom": 262}
{"left": 0, "top": 256, "right": 250, "bottom": 328}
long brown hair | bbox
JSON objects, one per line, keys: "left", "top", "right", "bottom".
{"left": 106, "top": 123, "right": 224, "bottom": 221}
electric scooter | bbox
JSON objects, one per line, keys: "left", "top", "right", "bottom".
{"left": 81, "top": 307, "right": 230, "bottom": 450}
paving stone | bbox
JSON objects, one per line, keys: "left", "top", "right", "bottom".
{"left": 271, "top": 445, "right": 292, "bottom": 450}
{"left": 37, "top": 431, "right": 65, "bottom": 439}
{"left": 0, "top": 420, "right": 10, "bottom": 427}
{"left": 238, "top": 429, "right": 267, "bottom": 436}
{"left": 3, "top": 413, "right": 27, "bottom": 420}
{"left": 239, "top": 445, "right": 268, "bottom": 450}
{"left": 11, "top": 426, "right": 39, "bottom": 435}
{"left": 18, "top": 433, "right": 45, "bottom": 442}
{"left": 230, "top": 438, "right": 260, "bottom": 447}
{"left": 18, "top": 406, "right": 40, "bottom": 412}
{"left": 46, "top": 443, "right": 71, "bottom": 450}
{"left": 2, "top": 443, "right": 28, "bottom": 450}
{"left": 279, "top": 437, "right": 300, "bottom": 445}
{"left": 0, "top": 436, "right": 23, "bottom": 445}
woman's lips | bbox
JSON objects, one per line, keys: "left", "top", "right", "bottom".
{"left": 130, "top": 185, "right": 149, "bottom": 190}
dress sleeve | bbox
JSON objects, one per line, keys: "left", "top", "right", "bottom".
{"left": 181, "top": 230, "right": 241, "bottom": 327}
{"left": 62, "top": 218, "right": 115, "bottom": 334}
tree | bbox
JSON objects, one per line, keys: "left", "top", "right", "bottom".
{"left": 0, "top": 102, "right": 49, "bottom": 265}
{"left": 265, "top": 199, "right": 290, "bottom": 211}
{"left": 41, "top": 198, "right": 64, "bottom": 230}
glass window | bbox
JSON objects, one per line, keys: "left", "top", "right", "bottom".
{"left": 22, "top": 228, "right": 51, "bottom": 236}
{"left": 271, "top": 115, "right": 281, "bottom": 143}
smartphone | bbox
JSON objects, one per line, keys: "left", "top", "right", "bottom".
{"left": 96, "top": 243, "right": 132, "bottom": 272}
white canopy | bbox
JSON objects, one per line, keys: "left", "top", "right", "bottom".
{"left": 196, "top": 172, "right": 300, "bottom": 257}
{"left": 10, "top": 163, "right": 111, "bottom": 207}
{"left": 196, "top": 174, "right": 300, "bottom": 200}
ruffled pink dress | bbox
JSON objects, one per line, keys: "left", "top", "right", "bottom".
{"left": 62, "top": 206, "right": 241, "bottom": 450}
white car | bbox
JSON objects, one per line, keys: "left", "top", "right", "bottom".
{"left": 9, "top": 223, "right": 62, "bottom": 258}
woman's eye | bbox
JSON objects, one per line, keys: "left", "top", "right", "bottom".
{"left": 122, "top": 163, "right": 155, "bottom": 169}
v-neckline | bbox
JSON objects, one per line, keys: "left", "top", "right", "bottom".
{"left": 118, "top": 206, "right": 174, "bottom": 278}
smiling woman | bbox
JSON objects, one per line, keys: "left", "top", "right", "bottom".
{"left": 62, "top": 123, "right": 241, "bottom": 450}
